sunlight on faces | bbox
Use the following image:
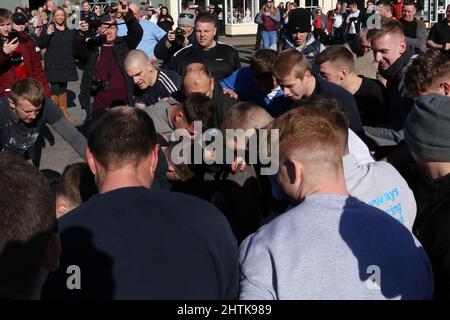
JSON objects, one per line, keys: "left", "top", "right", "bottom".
{"left": 9, "top": 97, "right": 42, "bottom": 124}
{"left": 0, "top": 20, "right": 12, "bottom": 37}
{"left": 402, "top": 5, "right": 416, "bottom": 22}
{"left": 179, "top": 24, "right": 194, "bottom": 37}
{"left": 372, "top": 33, "right": 406, "bottom": 70}
{"left": 100, "top": 21, "right": 118, "bottom": 44}
{"left": 125, "top": 60, "right": 152, "bottom": 90}
{"left": 53, "top": 9, "right": 66, "bottom": 26}
{"left": 183, "top": 72, "right": 214, "bottom": 97}
{"left": 318, "top": 61, "right": 343, "bottom": 85}
{"left": 292, "top": 31, "right": 308, "bottom": 46}
{"left": 277, "top": 71, "right": 309, "bottom": 101}
{"left": 195, "top": 21, "right": 216, "bottom": 48}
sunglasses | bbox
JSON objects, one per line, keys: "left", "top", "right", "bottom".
{"left": 179, "top": 12, "right": 195, "bottom": 18}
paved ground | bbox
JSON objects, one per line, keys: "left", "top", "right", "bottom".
{"left": 39, "top": 37, "right": 256, "bottom": 174}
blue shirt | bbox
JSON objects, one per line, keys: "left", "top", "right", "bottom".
{"left": 118, "top": 19, "right": 166, "bottom": 59}
{"left": 220, "top": 66, "right": 290, "bottom": 117}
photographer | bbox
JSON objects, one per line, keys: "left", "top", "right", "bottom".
{"left": 154, "top": 11, "right": 195, "bottom": 69}
{"left": 75, "top": 1, "right": 143, "bottom": 119}
{"left": 0, "top": 9, "right": 50, "bottom": 97}
{"left": 38, "top": 6, "right": 78, "bottom": 123}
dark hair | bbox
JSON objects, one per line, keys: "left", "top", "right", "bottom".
{"left": 376, "top": 0, "right": 392, "bottom": 9}
{"left": 181, "top": 93, "right": 213, "bottom": 126}
{"left": 195, "top": 12, "right": 216, "bottom": 26}
{"left": 57, "top": 162, "right": 97, "bottom": 206}
{"left": 0, "top": 152, "right": 56, "bottom": 299}
{"left": 88, "top": 107, "right": 158, "bottom": 169}
{"left": 250, "top": 49, "right": 278, "bottom": 80}
{"left": 405, "top": 49, "right": 450, "bottom": 97}
{"left": 403, "top": 0, "right": 417, "bottom": 8}
{"left": 0, "top": 8, "right": 12, "bottom": 24}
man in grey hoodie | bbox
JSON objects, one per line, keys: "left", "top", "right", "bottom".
{"left": 239, "top": 96, "right": 433, "bottom": 300}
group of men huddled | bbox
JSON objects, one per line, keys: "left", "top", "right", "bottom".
{"left": 0, "top": 0, "right": 450, "bottom": 300}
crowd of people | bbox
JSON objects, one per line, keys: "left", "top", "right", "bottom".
{"left": 0, "top": 0, "right": 450, "bottom": 300}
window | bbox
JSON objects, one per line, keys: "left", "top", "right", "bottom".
{"left": 303, "top": 0, "right": 320, "bottom": 10}
{"left": 226, "top": 0, "right": 255, "bottom": 24}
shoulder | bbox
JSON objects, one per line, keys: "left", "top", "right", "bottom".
{"left": 172, "top": 44, "right": 193, "bottom": 58}
{"left": 216, "top": 42, "right": 238, "bottom": 52}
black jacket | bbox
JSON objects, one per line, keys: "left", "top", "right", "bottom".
{"left": 413, "top": 172, "right": 450, "bottom": 300}
{"left": 154, "top": 31, "right": 195, "bottom": 70}
{"left": 75, "top": 10, "right": 143, "bottom": 112}
{"left": 38, "top": 25, "right": 78, "bottom": 83}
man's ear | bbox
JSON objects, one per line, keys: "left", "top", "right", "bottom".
{"left": 339, "top": 66, "right": 348, "bottom": 80}
{"left": 56, "top": 196, "right": 70, "bottom": 219}
{"left": 286, "top": 158, "right": 302, "bottom": 185}
{"left": 440, "top": 81, "right": 449, "bottom": 96}
{"left": 8, "top": 98, "right": 16, "bottom": 110}
{"left": 150, "top": 143, "right": 159, "bottom": 173}
{"left": 213, "top": 27, "right": 217, "bottom": 37}
{"left": 174, "top": 110, "right": 185, "bottom": 123}
{"left": 399, "top": 38, "right": 407, "bottom": 54}
{"left": 86, "top": 147, "right": 97, "bottom": 176}
{"left": 44, "top": 233, "right": 61, "bottom": 272}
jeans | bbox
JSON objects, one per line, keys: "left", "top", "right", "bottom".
{"left": 261, "top": 30, "right": 277, "bottom": 50}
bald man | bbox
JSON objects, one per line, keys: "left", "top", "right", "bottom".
{"left": 125, "top": 49, "right": 181, "bottom": 106}
{"left": 182, "top": 62, "right": 237, "bottom": 128}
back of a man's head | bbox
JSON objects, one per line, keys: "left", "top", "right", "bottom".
{"left": 250, "top": 49, "right": 278, "bottom": 79}
{"left": 316, "top": 45, "right": 355, "bottom": 73}
{"left": 0, "top": 152, "right": 57, "bottom": 299}
{"left": 181, "top": 92, "right": 213, "bottom": 127}
{"left": 272, "top": 97, "right": 347, "bottom": 181}
{"left": 88, "top": 107, "right": 158, "bottom": 170}
{"left": 405, "top": 49, "right": 450, "bottom": 97}
{"left": 273, "top": 49, "right": 309, "bottom": 81}
{"left": 182, "top": 63, "right": 213, "bottom": 95}
{"left": 221, "top": 101, "right": 273, "bottom": 132}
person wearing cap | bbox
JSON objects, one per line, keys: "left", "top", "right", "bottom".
{"left": 37, "top": 6, "right": 79, "bottom": 123}
{"left": 403, "top": 50, "right": 450, "bottom": 299}
{"left": 0, "top": 9, "right": 51, "bottom": 98}
{"left": 154, "top": 10, "right": 196, "bottom": 69}
{"left": 76, "top": 1, "right": 143, "bottom": 120}
{"left": 280, "top": 8, "right": 325, "bottom": 62}
{"left": 170, "top": 13, "right": 240, "bottom": 82}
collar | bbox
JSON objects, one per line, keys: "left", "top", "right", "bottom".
{"left": 378, "top": 45, "right": 414, "bottom": 81}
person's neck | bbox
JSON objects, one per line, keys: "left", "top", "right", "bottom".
{"left": 300, "top": 171, "right": 349, "bottom": 198}
{"left": 55, "top": 23, "right": 65, "bottom": 31}
{"left": 341, "top": 73, "right": 363, "bottom": 95}
{"left": 202, "top": 40, "right": 216, "bottom": 50}
{"left": 423, "top": 162, "right": 450, "bottom": 181}
{"left": 97, "top": 165, "right": 153, "bottom": 194}
{"left": 304, "top": 75, "right": 316, "bottom": 97}
{"left": 148, "top": 69, "right": 158, "bottom": 87}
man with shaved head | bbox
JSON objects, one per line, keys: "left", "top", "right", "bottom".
{"left": 125, "top": 49, "right": 181, "bottom": 106}
{"left": 182, "top": 63, "right": 236, "bottom": 128}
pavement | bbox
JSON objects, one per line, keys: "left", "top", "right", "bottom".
{"left": 38, "top": 37, "right": 257, "bottom": 174}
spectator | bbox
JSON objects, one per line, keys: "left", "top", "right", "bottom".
{"left": 316, "top": 45, "right": 388, "bottom": 127}
{"left": 377, "top": 0, "right": 395, "bottom": 18}
{"left": 426, "top": 4, "right": 450, "bottom": 52}
{"left": 56, "top": 162, "right": 97, "bottom": 219}
{"left": 38, "top": 6, "right": 78, "bottom": 123}
{"left": 157, "top": 6, "right": 174, "bottom": 32}
{"left": 345, "top": 2, "right": 360, "bottom": 42}
{"left": 124, "top": 49, "right": 181, "bottom": 106}
{"left": 170, "top": 13, "right": 240, "bottom": 82}
{"left": 364, "top": 18, "right": 415, "bottom": 147}
{"left": 0, "top": 78, "right": 86, "bottom": 167}
{"left": 255, "top": 1, "right": 280, "bottom": 50}
{"left": 0, "top": 152, "right": 60, "bottom": 299}
{"left": 272, "top": 49, "right": 365, "bottom": 141}
{"left": 280, "top": 8, "right": 325, "bottom": 62}
{"left": 311, "top": 6, "right": 328, "bottom": 43}
{"left": 0, "top": 8, "right": 51, "bottom": 97}
{"left": 76, "top": 2, "right": 143, "bottom": 119}
{"left": 239, "top": 97, "right": 434, "bottom": 299}
{"left": 332, "top": 2, "right": 345, "bottom": 44}
{"left": 154, "top": 11, "right": 196, "bottom": 69}
{"left": 44, "top": 106, "right": 239, "bottom": 299}
{"left": 392, "top": 0, "right": 404, "bottom": 19}
{"left": 400, "top": 0, "right": 427, "bottom": 54}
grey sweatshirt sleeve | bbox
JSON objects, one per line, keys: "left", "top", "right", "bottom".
{"left": 363, "top": 126, "right": 405, "bottom": 147}
{"left": 406, "top": 24, "right": 428, "bottom": 53}
{"left": 51, "top": 117, "right": 87, "bottom": 160}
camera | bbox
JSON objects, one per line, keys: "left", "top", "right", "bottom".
{"left": 7, "top": 30, "right": 21, "bottom": 42}
{"left": 10, "top": 52, "right": 23, "bottom": 66}
{"left": 90, "top": 79, "right": 110, "bottom": 94}
{"left": 173, "top": 27, "right": 185, "bottom": 46}
{"left": 85, "top": 12, "right": 101, "bottom": 32}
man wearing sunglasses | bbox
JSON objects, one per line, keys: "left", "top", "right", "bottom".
{"left": 154, "top": 11, "right": 196, "bottom": 69}
{"left": 170, "top": 12, "right": 240, "bottom": 82}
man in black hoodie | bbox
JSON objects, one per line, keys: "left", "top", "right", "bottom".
{"left": 363, "top": 18, "right": 415, "bottom": 147}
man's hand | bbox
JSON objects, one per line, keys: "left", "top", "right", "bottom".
{"left": 222, "top": 87, "right": 239, "bottom": 100}
{"left": 79, "top": 20, "right": 89, "bottom": 32}
{"left": 47, "top": 23, "right": 55, "bottom": 35}
{"left": 2, "top": 38, "right": 19, "bottom": 55}
{"left": 230, "top": 156, "right": 247, "bottom": 173}
{"left": 444, "top": 43, "right": 450, "bottom": 51}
